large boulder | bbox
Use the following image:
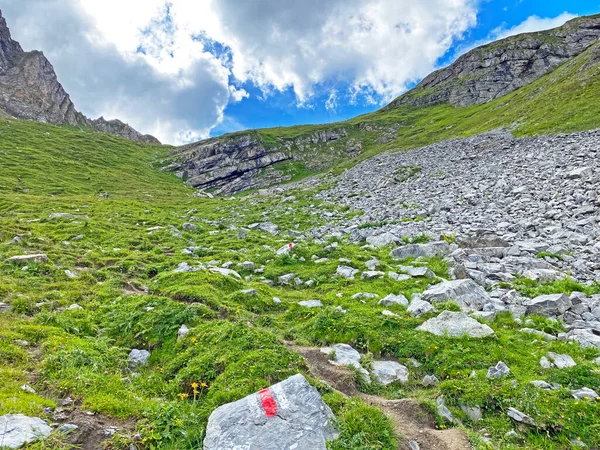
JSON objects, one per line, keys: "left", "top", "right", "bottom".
{"left": 417, "top": 311, "right": 495, "bottom": 338}
{"left": 366, "top": 232, "right": 400, "bottom": 247}
{"left": 422, "top": 279, "right": 490, "bottom": 311}
{"left": 390, "top": 241, "right": 450, "bottom": 260}
{"left": 523, "top": 294, "right": 572, "bottom": 317}
{"left": 6, "top": 254, "right": 48, "bottom": 264}
{"left": 0, "top": 414, "right": 52, "bottom": 448}
{"left": 203, "top": 374, "right": 339, "bottom": 450}
{"left": 371, "top": 361, "right": 409, "bottom": 385}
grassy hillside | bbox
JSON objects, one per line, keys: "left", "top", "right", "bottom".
{"left": 244, "top": 41, "right": 600, "bottom": 177}
{"left": 1, "top": 117, "right": 600, "bottom": 449}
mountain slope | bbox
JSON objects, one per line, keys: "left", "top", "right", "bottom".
{"left": 168, "top": 14, "right": 600, "bottom": 195}
{"left": 388, "top": 14, "right": 600, "bottom": 108}
{"left": 0, "top": 10, "right": 159, "bottom": 144}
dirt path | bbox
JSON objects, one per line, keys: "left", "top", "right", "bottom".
{"left": 287, "top": 344, "right": 472, "bottom": 450}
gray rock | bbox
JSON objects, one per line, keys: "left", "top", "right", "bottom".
{"left": 182, "top": 222, "right": 197, "bottom": 231}
{"left": 436, "top": 396, "right": 453, "bottom": 423}
{"left": 390, "top": 241, "right": 450, "bottom": 260}
{"left": 422, "top": 375, "right": 440, "bottom": 387}
{"left": 417, "top": 311, "right": 495, "bottom": 338}
{"left": 377, "top": 294, "right": 408, "bottom": 307}
{"left": 423, "top": 279, "right": 491, "bottom": 311}
{"left": 177, "top": 324, "right": 189, "bottom": 340}
{"left": 336, "top": 265, "right": 358, "bottom": 279}
{"left": 351, "top": 292, "right": 379, "bottom": 300}
{"left": 540, "top": 357, "right": 552, "bottom": 369}
{"left": 530, "top": 380, "right": 553, "bottom": 390}
{"left": 487, "top": 361, "right": 510, "bottom": 379}
{"left": 402, "top": 266, "right": 435, "bottom": 278}
{"left": 371, "top": 361, "right": 409, "bottom": 385}
{"left": 58, "top": 423, "right": 78, "bottom": 434}
{"left": 258, "top": 222, "right": 279, "bottom": 235}
{"left": 323, "top": 344, "right": 362, "bottom": 369}
{"left": 6, "top": 254, "right": 48, "bottom": 264}
{"left": 298, "top": 300, "right": 323, "bottom": 308}
{"left": 209, "top": 267, "right": 242, "bottom": 279}
{"left": 519, "top": 328, "right": 557, "bottom": 341}
{"left": 460, "top": 404, "right": 482, "bottom": 421}
{"left": 128, "top": 349, "right": 150, "bottom": 370}
{"left": 566, "top": 329, "right": 600, "bottom": 349}
{"left": 0, "top": 414, "right": 52, "bottom": 448}
{"left": 507, "top": 407, "right": 535, "bottom": 426}
{"left": 407, "top": 298, "right": 436, "bottom": 318}
{"left": 366, "top": 232, "right": 400, "bottom": 247}
{"left": 203, "top": 374, "right": 338, "bottom": 450}
{"left": 361, "top": 270, "right": 384, "bottom": 280}
{"left": 524, "top": 294, "right": 572, "bottom": 317}
{"left": 571, "top": 388, "right": 599, "bottom": 399}
{"left": 546, "top": 352, "right": 576, "bottom": 369}
{"left": 240, "top": 261, "right": 256, "bottom": 271}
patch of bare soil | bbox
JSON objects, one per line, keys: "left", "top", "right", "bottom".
{"left": 55, "top": 408, "right": 135, "bottom": 450}
{"left": 287, "top": 343, "right": 472, "bottom": 450}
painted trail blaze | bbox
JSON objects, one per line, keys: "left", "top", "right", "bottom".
{"left": 259, "top": 388, "right": 278, "bottom": 418}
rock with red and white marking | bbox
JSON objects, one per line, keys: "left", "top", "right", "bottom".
{"left": 276, "top": 242, "right": 295, "bottom": 256}
{"left": 203, "top": 374, "right": 339, "bottom": 450}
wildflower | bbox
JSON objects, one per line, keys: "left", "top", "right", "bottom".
{"left": 44, "top": 407, "right": 51, "bottom": 413}
{"left": 178, "top": 393, "right": 189, "bottom": 400}
{"left": 200, "top": 382, "right": 208, "bottom": 388}
{"left": 193, "top": 389, "right": 200, "bottom": 396}
{"left": 191, "top": 337, "right": 198, "bottom": 344}
{"left": 191, "top": 382, "right": 199, "bottom": 389}
{"left": 134, "top": 434, "right": 141, "bottom": 440}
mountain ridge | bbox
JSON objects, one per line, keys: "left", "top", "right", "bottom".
{"left": 0, "top": 10, "right": 160, "bottom": 144}
{"left": 167, "top": 14, "right": 600, "bottom": 196}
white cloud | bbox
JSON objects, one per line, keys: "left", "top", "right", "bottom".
{"left": 2, "top": 0, "right": 481, "bottom": 143}
{"left": 491, "top": 12, "right": 577, "bottom": 41}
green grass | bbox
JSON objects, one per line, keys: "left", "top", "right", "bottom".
{"left": 2, "top": 41, "right": 600, "bottom": 449}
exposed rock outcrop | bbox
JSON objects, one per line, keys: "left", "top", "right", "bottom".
{"left": 0, "top": 10, "right": 159, "bottom": 144}
{"left": 388, "top": 14, "right": 600, "bottom": 108}
{"left": 167, "top": 128, "right": 351, "bottom": 195}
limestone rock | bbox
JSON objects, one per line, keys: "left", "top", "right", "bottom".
{"left": 128, "top": 349, "right": 150, "bottom": 370}
{"left": 417, "top": 311, "right": 495, "bottom": 338}
{"left": 423, "top": 279, "right": 491, "bottom": 311}
{"left": 203, "top": 374, "right": 339, "bottom": 450}
{"left": 0, "top": 414, "right": 52, "bottom": 448}
{"left": 371, "top": 361, "right": 409, "bottom": 385}
{"left": 524, "top": 294, "right": 572, "bottom": 317}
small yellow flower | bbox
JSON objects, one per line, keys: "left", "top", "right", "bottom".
{"left": 191, "top": 337, "right": 198, "bottom": 343}
{"left": 191, "top": 382, "right": 199, "bottom": 389}
{"left": 178, "top": 392, "right": 189, "bottom": 400}
{"left": 193, "top": 389, "right": 200, "bottom": 395}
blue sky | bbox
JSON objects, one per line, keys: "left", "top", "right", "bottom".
{"left": 4, "top": 0, "right": 600, "bottom": 144}
{"left": 215, "top": 0, "right": 600, "bottom": 135}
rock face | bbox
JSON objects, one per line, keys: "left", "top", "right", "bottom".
{"left": 417, "top": 311, "right": 495, "bottom": 338}
{"left": 203, "top": 374, "right": 339, "bottom": 450}
{"left": 388, "top": 15, "right": 600, "bottom": 108}
{"left": 0, "top": 10, "right": 158, "bottom": 144}
{"left": 422, "top": 279, "right": 491, "bottom": 311}
{"left": 167, "top": 128, "right": 352, "bottom": 195}
{"left": 0, "top": 414, "right": 52, "bottom": 448}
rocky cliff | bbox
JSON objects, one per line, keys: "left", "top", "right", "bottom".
{"left": 0, "top": 10, "right": 159, "bottom": 144}
{"left": 166, "top": 128, "right": 354, "bottom": 195}
{"left": 388, "top": 14, "right": 600, "bottom": 108}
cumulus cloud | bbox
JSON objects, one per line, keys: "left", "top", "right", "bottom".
{"left": 2, "top": 0, "right": 480, "bottom": 143}
{"left": 491, "top": 12, "right": 577, "bottom": 41}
